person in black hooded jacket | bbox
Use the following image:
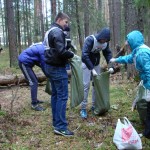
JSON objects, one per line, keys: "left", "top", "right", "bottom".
{"left": 80, "top": 27, "right": 114, "bottom": 118}
{"left": 44, "top": 12, "right": 74, "bottom": 137}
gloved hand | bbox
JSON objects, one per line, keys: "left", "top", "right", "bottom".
{"left": 110, "top": 58, "right": 116, "bottom": 63}
{"left": 108, "top": 67, "right": 114, "bottom": 74}
{"left": 92, "top": 69, "right": 97, "bottom": 76}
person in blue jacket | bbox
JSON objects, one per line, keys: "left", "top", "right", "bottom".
{"left": 80, "top": 27, "right": 114, "bottom": 118}
{"left": 18, "top": 42, "right": 46, "bottom": 111}
{"left": 110, "top": 30, "right": 150, "bottom": 139}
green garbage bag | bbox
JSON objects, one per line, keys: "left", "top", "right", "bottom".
{"left": 93, "top": 71, "right": 110, "bottom": 115}
{"left": 45, "top": 79, "right": 52, "bottom": 95}
{"left": 135, "top": 81, "right": 147, "bottom": 123}
{"left": 69, "top": 55, "right": 84, "bottom": 108}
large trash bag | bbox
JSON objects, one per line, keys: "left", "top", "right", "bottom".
{"left": 93, "top": 71, "right": 110, "bottom": 115}
{"left": 45, "top": 79, "right": 52, "bottom": 95}
{"left": 135, "top": 81, "right": 147, "bottom": 124}
{"left": 69, "top": 55, "right": 84, "bottom": 108}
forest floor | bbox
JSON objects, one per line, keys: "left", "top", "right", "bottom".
{"left": 1, "top": 73, "right": 150, "bottom": 150}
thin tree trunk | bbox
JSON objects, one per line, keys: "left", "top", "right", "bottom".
{"left": 51, "top": 0, "right": 56, "bottom": 22}
{"left": 5, "top": 0, "right": 18, "bottom": 67}
{"left": 23, "top": 0, "right": 27, "bottom": 46}
{"left": 123, "top": 0, "right": 138, "bottom": 79}
{"left": 83, "top": 0, "right": 89, "bottom": 37}
{"left": 3, "top": 1, "right": 8, "bottom": 47}
{"left": 109, "top": 0, "right": 121, "bottom": 54}
{"left": 16, "top": 0, "right": 21, "bottom": 53}
{"left": 39, "top": 0, "right": 44, "bottom": 40}
{"left": 34, "top": 0, "right": 39, "bottom": 42}
{"left": 74, "top": 0, "right": 83, "bottom": 50}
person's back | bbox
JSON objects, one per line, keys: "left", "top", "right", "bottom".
{"left": 18, "top": 42, "right": 46, "bottom": 111}
{"left": 18, "top": 42, "right": 45, "bottom": 69}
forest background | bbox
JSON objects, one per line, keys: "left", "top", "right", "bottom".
{"left": 0, "top": 0, "right": 150, "bottom": 77}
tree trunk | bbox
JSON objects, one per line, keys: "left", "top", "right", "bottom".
{"left": 16, "top": 0, "right": 21, "bottom": 54}
{"left": 25, "top": 0, "right": 32, "bottom": 46}
{"left": 23, "top": 0, "right": 27, "bottom": 46}
{"left": 147, "top": 10, "right": 150, "bottom": 46}
{"left": 39, "top": 0, "right": 44, "bottom": 40}
{"left": 74, "top": 0, "right": 83, "bottom": 50}
{"left": 0, "top": 0, "right": 5, "bottom": 46}
{"left": 123, "top": 0, "right": 138, "bottom": 79}
{"left": 109, "top": 0, "right": 121, "bottom": 54}
{"left": 44, "top": 0, "right": 49, "bottom": 30}
{"left": 50, "top": 0, "right": 56, "bottom": 22}
{"left": 0, "top": 72, "right": 46, "bottom": 86}
{"left": 3, "top": 0, "right": 8, "bottom": 47}
{"left": 5, "top": 0, "right": 18, "bottom": 67}
{"left": 83, "top": 0, "right": 89, "bottom": 37}
{"left": 34, "top": 0, "right": 40, "bottom": 42}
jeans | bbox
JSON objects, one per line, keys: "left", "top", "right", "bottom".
{"left": 45, "top": 64, "right": 68, "bottom": 130}
{"left": 81, "top": 63, "right": 101, "bottom": 109}
{"left": 19, "top": 62, "right": 38, "bottom": 104}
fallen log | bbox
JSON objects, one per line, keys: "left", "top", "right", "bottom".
{"left": 0, "top": 72, "right": 47, "bottom": 86}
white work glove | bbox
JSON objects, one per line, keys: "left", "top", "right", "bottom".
{"left": 108, "top": 68, "right": 114, "bottom": 74}
{"left": 92, "top": 69, "right": 98, "bottom": 76}
{"left": 110, "top": 58, "right": 116, "bottom": 63}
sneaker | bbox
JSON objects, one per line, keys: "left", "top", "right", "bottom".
{"left": 80, "top": 109, "right": 87, "bottom": 118}
{"left": 31, "top": 104, "right": 45, "bottom": 111}
{"left": 37, "top": 100, "right": 44, "bottom": 104}
{"left": 91, "top": 106, "right": 95, "bottom": 112}
{"left": 54, "top": 129, "right": 74, "bottom": 137}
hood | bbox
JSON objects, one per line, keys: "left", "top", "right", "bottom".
{"left": 126, "top": 30, "right": 144, "bottom": 51}
{"left": 95, "top": 27, "right": 110, "bottom": 41}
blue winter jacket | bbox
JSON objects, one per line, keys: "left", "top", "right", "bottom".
{"left": 18, "top": 42, "right": 45, "bottom": 73}
{"left": 82, "top": 27, "right": 112, "bottom": 70}
{"left": 116, "top": 30, "right": 150, "bottom": 89}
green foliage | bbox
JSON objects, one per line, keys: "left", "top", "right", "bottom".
{"left": 134, "top": 0, "right": 150, "bottom": 7}
{"left": 0, "top": 110, "right": 6, "bottom": 116}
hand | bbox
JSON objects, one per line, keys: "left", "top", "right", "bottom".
{"left": 108, "top": 68, "right": 114, "bottom": 74}
{"left": 92, "top": 69, "right": 98, "bottom": 76}
{"left": 110, "top": 58, "right": 116, "bottom": 63}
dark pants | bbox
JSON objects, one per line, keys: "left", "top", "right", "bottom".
{"left": 19, "top": 62, "right": 38, "bottom": 105}
{"left": 144, "top": 102, "right": 150, "bottom": 138}
{"left": 45, "top": 64, "right": 68, "bottom": 130}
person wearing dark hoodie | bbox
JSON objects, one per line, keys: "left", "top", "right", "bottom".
{"left": 18, "top": 42, "right": 46, "bottom": 111}
{"left": 110, "top": 30, "right": 150, "bottom": 139}
{"left": 80, "top": 27, "right": 114, "bottom": 118}
{"left": 44, "top": 12, "right": 74, "bottom": 137}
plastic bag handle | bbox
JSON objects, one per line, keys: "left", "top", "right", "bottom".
{"left": 118, "top": 117, "right": 130, "bottom": 125}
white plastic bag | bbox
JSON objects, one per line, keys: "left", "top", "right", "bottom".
{"left": 113, "top": 117, "right": 142, "bottom": 149}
